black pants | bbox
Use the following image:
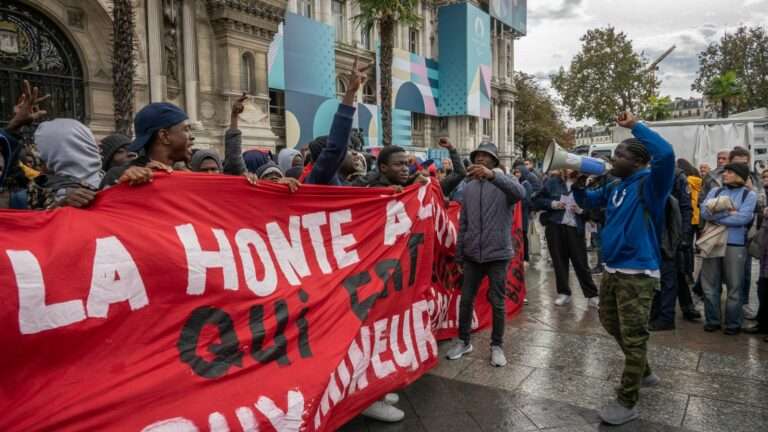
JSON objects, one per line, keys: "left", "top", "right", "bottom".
{"left": 458, "top": 259, "right": 509, "bottom": 347}
{"left": 545, "top": 224, "right": 598, "bottom": 298}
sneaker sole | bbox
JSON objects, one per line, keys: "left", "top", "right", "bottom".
{"left": 490, "top": 359, "right": 507, "bottom": 367}
{"left": 601, "top": 412, "right": 639, "bottom": 426}
{"left": 446, "top": 345, "right": 473, "bottom": 360}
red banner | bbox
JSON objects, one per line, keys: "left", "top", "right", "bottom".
{"left": 0, "top": 174, "right": 523, "bottom": 431}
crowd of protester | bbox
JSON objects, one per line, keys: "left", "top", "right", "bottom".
{"left": 516, "top": 126, "right": 768, "bottom": 342}
{"left": 0, "top": 62, "right": 529, "bottom": 423}
{"left": 3, "top": 65, "right": 766, "bottom": 427}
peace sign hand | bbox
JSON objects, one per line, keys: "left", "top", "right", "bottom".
{"left": 342, "top": 57, "right": 372, "bottom": 106}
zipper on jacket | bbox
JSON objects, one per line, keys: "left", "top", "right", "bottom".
{"left": 479, "top": 181, "right": 484, "bottom": 262}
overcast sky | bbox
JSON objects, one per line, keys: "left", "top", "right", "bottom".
{"left": 515, "top": 0, "right": 768, "bottom": 105}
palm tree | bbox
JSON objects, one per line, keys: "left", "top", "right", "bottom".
{"left": 112, "top": 0, "right": 136, "bottom": 136}
{"left": 352, "top": 0, "right": 420, "bottom": 146}
{"left": 643, "top": 95, "right": 673, "bottom": 121}
{"left": 705, "top": 71, "right": 743, "bottom": 118}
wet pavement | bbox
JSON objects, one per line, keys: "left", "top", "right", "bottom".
{"left": 340, "top": 256, "right": 768, "bottom": 432}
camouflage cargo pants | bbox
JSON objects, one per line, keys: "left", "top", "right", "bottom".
{"left": 599, "top": 272, "right": 657, "bottom": 408}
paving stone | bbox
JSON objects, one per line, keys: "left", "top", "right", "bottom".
{"left": 452, "top": 359, "right": 534, "bottom": 391}
{"left": 683, "top": 396, "right": 768, "bottom": 432}
{"left": 518, "top": 368, "right": 615, "bottom": 410}
{"left": 624, "top": 365, "right": 768, "bottom": 409}
{"left": 697, "top": 351, "right": 768, "bottom": 383}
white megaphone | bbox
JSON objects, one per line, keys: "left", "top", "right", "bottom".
{"left": 542, "top": 141, "right": 608, "bottom": 176}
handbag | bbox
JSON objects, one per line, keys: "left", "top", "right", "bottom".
{"left": 695, "top": 222, "right": 728, "bottom": 258}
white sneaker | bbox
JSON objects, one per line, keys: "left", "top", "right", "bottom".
{"left": 446, "top": 339, "right": 473, "bottom": 360}
{"left": 490, "top": 346, "right": 507, "bottom": 367}
{"left": 744, "top": 304, "right": 758, "bottom": 320}
{"left": 524, "top": 297, "right": 529, "bottom": 305}
{"left": 362, "top": 400, "right": 405, "bottom": 422}
{"left": 384, "top": 393, "right": 399, "bottom": 405}
{"left": 588, "top": 297, "right": 600, "bottom": 309}
{"left": 554, "top": 294, "right": 572, "bottom": 306}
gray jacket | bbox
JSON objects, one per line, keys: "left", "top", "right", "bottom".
{"left": 457, "top": 169, "right": 526, "bottom": 263}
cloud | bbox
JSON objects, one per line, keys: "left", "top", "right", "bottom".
{"left": 529, "top": 0, "right": 586, "bottom": 22}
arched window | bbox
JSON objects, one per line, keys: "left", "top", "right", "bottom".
{"left": 0, "top": 2, "right": 85, "bottom": 129}
{"left": 336, "top": 77, "right": 347, "bottom": 98}
{"left": 240, "top": 52, "right": 256, "bottom": 94}
{"left": 363, "top": 82, "right": 375, "bottom": 104}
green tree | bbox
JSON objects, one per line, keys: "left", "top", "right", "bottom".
{"left": 514, "top": 73, "right": 568, "bottom": 159}
{"left": 551, "top": 27, "right": 657, "bottom": 124}
{"left": 705, "top": 71, "right": 744, "bottom": 118}
{"left": 643, "top": 95, "right": 673, "bottom": 121}
{"left": 352, "top": 0, "right": 420, "bottom": 146}
{"left": 692, "top": 26, "right": 768, "bottom": 113}
{"left": 112, "top": 0, "right": 135, "bottom": 136}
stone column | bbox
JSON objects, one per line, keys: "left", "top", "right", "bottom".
{"left": 317, "top": 0, "right": 333, "bottom": 26}
{"left": 498, "top": 29, "right": 506, "bottom": 81}
{"left": 182, "top": 0, "right": 199, "bottom": 125}
{"left": 499, "top": 102, "right": 509, "bottom": 155}
{"left": 493, "top": 101, "right": 500, "bottom": 145}
{"left": 147, "top": 0, "right": 164, "bottom": 102}
{"left": 287, "top": 0, "right": 298, "bottom": 13}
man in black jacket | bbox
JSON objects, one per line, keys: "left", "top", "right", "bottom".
{"left": 446, "top": 142, "right": 525, "bottom": 367}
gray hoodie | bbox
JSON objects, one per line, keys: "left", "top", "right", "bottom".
{"left": 278, "top": 148, "right": 302, "bottom": 173}
{"left": 35, "top": 119, "right": 103, "bottom": 191}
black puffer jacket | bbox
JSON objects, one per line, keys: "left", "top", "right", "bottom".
{"left": 457, "top": 169, "right": 526, "bottom": 263}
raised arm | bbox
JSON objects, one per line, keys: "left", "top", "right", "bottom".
{"left": 223, "top": 94, "right": 247, "bottom": 175}
{"left": 306, "top": 58, "right": 369, "bottom": 185}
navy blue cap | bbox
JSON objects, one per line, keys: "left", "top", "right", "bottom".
{"left": 129, "top": 103, "right": 189, "bottom": 152}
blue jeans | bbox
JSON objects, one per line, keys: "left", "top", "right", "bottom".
{"left": 701, "top": 246, "right": 746, "bottom": 330}
{"left": 742, "top": 257, "right": 752, "bottom": 305}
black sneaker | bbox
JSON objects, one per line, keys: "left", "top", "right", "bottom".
{"left": 703, "top": 324, "right": 721, "bottom": 332}
{"left": 649, "top": 320, "right": 675, "bottom": 331}
{"left": 591, "top": 266, "right": 604, "bottom": 275}
{"left": 682, "top": 309, "right": 702, "bottom": 321}
{"left": 723, "top": 328, "right": 741, "bottom": 336}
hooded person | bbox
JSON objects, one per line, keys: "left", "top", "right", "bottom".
{"left": 33, "top": 119, "right": 103, "bottom": 208}
{"left": 277, "top": 148, "right": 303, "bottom": 173}
{"left": 255, "top": 161, "right": 284, "bottom": 182}
{"left": 190, "top": 149, "right": 222, "bottom": 174}
{"left": 100, "top": 133, "right": 135, "bottom": 171}
{"left": 243, "top": 150, "right": 272, "bottom": 174}
{"left": 100, "top": 102, "right": 193, "bottom": 187}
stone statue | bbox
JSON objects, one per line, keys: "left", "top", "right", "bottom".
{"left": 163, "top": 0, "right": 179, "bottom": 84}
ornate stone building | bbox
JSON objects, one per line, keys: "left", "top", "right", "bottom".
{"left": 2, "top": 0, "right": 519, "bottom": 163}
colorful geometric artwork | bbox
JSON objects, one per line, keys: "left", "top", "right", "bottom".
{"left": 437, "top": 3, "right": 491, "bottom": 119}
{"left": 283, "top": 13, "right": 335, "bottom": 98}
{"left": 267, "top": 22, "right": 285, "bottom": 90}
{"left": 490, "top": 0, "right": 527, "bottom": 36}
{"left": 391, "top": 48, "right": 440, "bottom": 116}
{"left": 393, "top": 109, "right": 413, "bottom": 148}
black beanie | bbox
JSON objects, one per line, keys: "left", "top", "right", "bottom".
{"left": 100, "top": 133, "right": 132, "bottom": 170}
{"left": 724, "top": 162, "right": 750, "bottom": 183}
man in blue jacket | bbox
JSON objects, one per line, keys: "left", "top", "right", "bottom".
{"left": 573, "top": 112, "right": 675, "bottom": 426}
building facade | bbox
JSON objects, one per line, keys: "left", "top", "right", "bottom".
{"left": 1, "top": 0, "right": 519, "bottom": 164}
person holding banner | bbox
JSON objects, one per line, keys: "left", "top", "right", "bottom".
{"left": 446, "top": 142, "right": 526, "bottom": 367}
{"left": 573, "top": 112, "right": 675, "bottom": 426}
